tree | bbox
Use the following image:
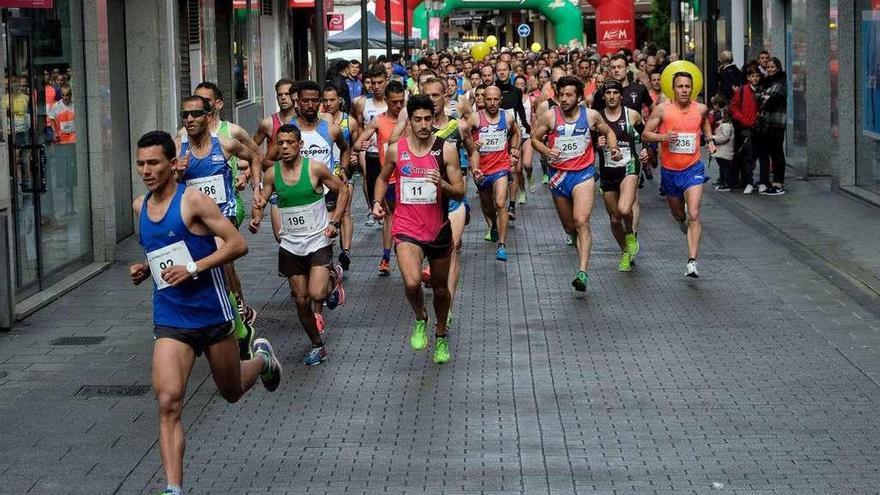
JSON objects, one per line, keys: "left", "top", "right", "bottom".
{"left": 648, "top": 0, "right": 671, "bottom": 51}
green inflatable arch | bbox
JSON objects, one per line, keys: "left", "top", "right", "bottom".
{"left": 412, "top": 0, "right": 584, "bottom": 46}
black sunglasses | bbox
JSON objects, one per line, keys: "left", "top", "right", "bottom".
{"left": 180, "top": 109, "right": 209, "bottom": 119}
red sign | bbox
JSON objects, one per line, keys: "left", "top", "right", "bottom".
{"left": 0, "top": 0, "right": 53, "bottom": 7}
{"left": 376, "top": 0, "right": 419, "bottom": 35}
{"left": 590, "top": 0, "right": 636, "bottom": 55}
{"left": 288, "top": 0, "right": 332, "bottom": 10}
{"left": 327, "top": 12, "right": 344, "bottom": 31}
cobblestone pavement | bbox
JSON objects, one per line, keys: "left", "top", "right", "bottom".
{"left": 2, "top": 175, "right": 880, "bottom": 494}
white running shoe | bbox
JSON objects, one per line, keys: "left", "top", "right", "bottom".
{"left": 757, "top": 184, "right": 768, "bottom": 194}
{"left": 743, "top": 184, "right": 754, "bottom": 194}
{"left": 685, "top": 260, "right": 699, "bottom": 278}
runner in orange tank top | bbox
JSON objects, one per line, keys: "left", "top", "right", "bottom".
{"left": 354, "top": 80, "right": 406, "bottom": 275}
{"left": 642, "top": 71, "right": 718, "bottom": 279}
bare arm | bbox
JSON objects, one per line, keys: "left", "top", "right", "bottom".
{"left": 354, "top": 121, "right": 377, "bottom": 152}
{"left": 389, "top": 108, "right": 409, "bottom": 144}
{"left": 371, "top": 144, "right": 397, "bottom": 219}
{"left": 332, "top": 125, "right": 351, "bottom": 174}
{"left": 129, "top": 195, "right": 150, "bottom": 285}
{"left": 590, "top": 109, "right": 621, "bottom": 161}
{"left": 248, "top": 167, "right": 276, "bottom": 233}
{"left": 313, "top": 165, "right": 349, "bottom": 235}
{"left": 530, "top": 110, "right": 558, "bottom": 161}
{"left": 458, "top": 118, "right": 479, "bottom": 173}
{"left": 702, "top": 105, "right": 717, "bottom": 154}
{"left": 253, "top": 116, "right": 272, "bottom": 148}
{"left": 641, "top": 104, "right": 667, "bottom": 143}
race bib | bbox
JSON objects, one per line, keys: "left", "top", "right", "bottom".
{"left": 556, "top": 135, "right": 587, "bottom": 160}
{"left": 146, "top": 241, "right": 194, "bottom": 290}
{"left": 186, "top": 175, "right": 227, "bottom": 204}
{"left": 60, "top": 120, "right": 75, "bottom": 134}
{"left": 670, "top": 133, "right": 697, "bottom": 154}
{"left": 400, "top": 177, "right": 437, "bottom": 204}
{"left": 604, "top": 147, "right": 632, "bottom": 168}
{"left": 479, "top": 130, "right": 506, "bottom": 153}
{"left": 279, "top": 202, "right": 323, "bottom": 235}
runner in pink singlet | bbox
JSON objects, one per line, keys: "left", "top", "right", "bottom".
{"left": 372, "top": 95, "right": 465, "bottom": 366}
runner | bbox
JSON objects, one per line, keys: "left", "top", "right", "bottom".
{"left": 468, "top": 85, "right": 519, "bottom": 262}
{"left": 595, "top": 80, "right": 649, "bottom": 272}
{"left": 372, "top": 95, "right": 465, "bottom": 365}
{"left": 175, "top": 95, "right": 264, "bottom": 358}
{"left": 267, "top": 80, "right": 350, "bottom": 334}
{"left": 354, "top": 80, "right": 407, "bottom": 275}
{"left": 321, "top": 84, "right": 359, "bottom": 270}
{"left": 131, "top": 131, "right": 281, "bottom": 495}
{"left": 249, "top": 124, "right": 349, "bottom": 366}
{"left": 514, "top": 74, "right": 536, "bottom": 198}
{"left": 494, "top": 61, "right": 531, "bottom": 219}
{"left": 530, "top": 76, "right": 621, "bottom": 291}
{"left": 642, "top": 71, "right": 717, "bottom": 277}
{"left": 351, "top": 65, "right": 389, "bottom": 227}
{"left": 254, "top": 78, "right": 298, "bottom": 243}
{"left": 191, "top": 82, "right": 262, "bottom": 348}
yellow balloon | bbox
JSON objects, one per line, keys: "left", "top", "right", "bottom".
{"left": 530, "top": 42, "right": 542, "bottom": 53}
{"left": 660, "top": 60, "right": 704, "bottom": 101}
{"left": 485, "top": 35, "right": 498, "bottom": 48}
{"left": 471, "top": 42, "right": 490, "bottom": 61}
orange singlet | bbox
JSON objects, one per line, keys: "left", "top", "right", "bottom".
{"left": 376, "top": 113, "right": 398, "bottom": 184}
{"left": 658, "top": 101, "right": 703, "bottom": 171}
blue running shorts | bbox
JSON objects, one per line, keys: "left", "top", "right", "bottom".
{"left": 475, "top": 170, "right": 510, "bottom": 191}
{"left": 548, "top": 165, "right": 595, "bottom": 199}
{"left": 660, "top": 161, "right": 710, "bottom": 199}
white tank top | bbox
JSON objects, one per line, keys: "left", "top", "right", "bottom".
{"left": 363, "top": 97, "right": 387, "bottom": 153}
{"left": 298, "top": 128, "right": 333, "bottom": 168}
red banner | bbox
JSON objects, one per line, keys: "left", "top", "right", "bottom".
{"left": 0, "top": 0, "right": 53, "bottom": 7}
{"left": 376, "top": 0, "right": 419, "bottom": 35}
{"left": 590, "top": 0, "right": 636, "bottom": 55}
{"left": 289, "top": 0, "right": 332, "bottom": 10}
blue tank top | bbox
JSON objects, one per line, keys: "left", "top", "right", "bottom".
{"left": 180, "top": 136, "right": 236, "bottom": 218}
{"left": 138, "top": 184, "right": 235, "bottom": 329}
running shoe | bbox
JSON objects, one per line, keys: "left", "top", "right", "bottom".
{"left": 303, "top": 345, "right": 328, "bottom": 366}
{"left": 315, "top": 312, "right": 325, "bottom": 334}
{"left": 365, "top": 214, "right": 376, "bottom": 227}
{"left": 238, "top": 321, "right": 255, "bottom": 361}
{"left": 411, "top": 319, "right": 428, "bottom": 350}
{"left": 378, "top": 258, "right": 391, "bottom": 276}
{"left": 242, "top": 305, "right": 257, "bottom": 328}
{"left": 624, "top": 232, "right": 640, "bottom": 259}
{"left": 566, "top": 232, "right": 577, "bottom": 246}
{"left": 618, "top": 251, "right": 632, "bottom": 272}
{"left": 433, "top": 336, "right": 451, "bottom": 364}
{"left": 326, "top": 282, "right": 345, "bottom": 310}
{"left": 528, "top": 176, "right": 537, "bottom": 193}
{"left": 757, "top": 184, "right": 768, "bottom": 194}
{"left": 714, "top": 183, "right": 731, "bottom": 192}
{"left": 743, "top": 184, "right": 754, "bottom": 194}
{"left": 507, "top": 206, "right": 516, "bottom": 221}
{"left": 496, "top": 244, "right": 508, "bottom": 262}
{"left": 571, "top": 270, "right": 588, "bottom": 292}
{"left": 517, "top": 191, "right": 527, "bottom": 205}
{"left": 253, "top": 338, "right": 282, "bottom": 391}
{"left": 338, "top": 249, "right": 351, "bottom": 271}
{"left": 685, "top": 260, "right": 699, "bottom": 278}
{"left": 156, "top": 490, "right": 177, "bottom": 495}
{"left": 762, "top": 185, "right": 786, "bottom": 196}
{"left": 483, "top": 228, "right": 499, "bottom": 242}
{"left": 541, "top": 174, "right": 549, "bottom": 185}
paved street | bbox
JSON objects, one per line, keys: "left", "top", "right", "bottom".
{"left": 2, "top": 175, "right": 880, "bottom": 495}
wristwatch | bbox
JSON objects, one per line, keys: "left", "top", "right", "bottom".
{"left": 186, "top": 261, "right": 199, "bottom": 280}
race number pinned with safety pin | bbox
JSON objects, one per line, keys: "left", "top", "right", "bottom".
{"left": 186, "top": 174, "right": 228, "bottom": 204}
{"left": 400, "top": 176, "right": 437, "bottom": 204}
{"left": 279, "top": 202, "right": 323, "bottom": 235}
{"left": 147, "top": 241, "right": 195, "bottom": 290}
{"left": 669, "top": 133, "right": 697, "bottom": 154}
{"left": 479, "top": 130, "right": 507, "bottom": 153}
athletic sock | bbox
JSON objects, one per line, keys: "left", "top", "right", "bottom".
{"left": 688, "top": 258, "right": 696, "bottom": 263}
{"left": 227, "top": 291, "right": 247, "bottom": 339}
{"left": 165, "top": 485, "right": 182, "bottom": 495}
{"left": 382, "top": 248, "right": 391, "bottom": 261}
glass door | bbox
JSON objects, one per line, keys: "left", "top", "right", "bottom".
{"left": 4, "top": 4, "right": 92, "bottom": 300}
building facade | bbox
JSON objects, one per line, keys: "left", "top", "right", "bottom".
{"left": 0, "top": 0, "right": 299, "bottom": 325}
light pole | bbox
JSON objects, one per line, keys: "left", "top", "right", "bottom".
{"left": 361, "top": 0, "right": 369, "bottom": 67}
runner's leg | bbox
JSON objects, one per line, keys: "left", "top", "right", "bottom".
{"left": 396, "top": 242, "right": 428, "bottom": 321}
{"left": 289, "top": 275, "right": 323, "bottom": 346}
{"left": 618, "top": 175, "right": 639, "bottom": 234}
{"left": 683, "top": 185, "right": 703, "bottom": 260}
{"left": 447, "top": 204, "right": 466, "bottom": 302}
{"left": 494, "top": 175, "right": 510, "bottom": 245}
{"left": 203, "top": 334, "right": 264, "bottom": 401}
{"left": 428, "top": 254, "right": 452, "bottom": 337}
{"left": 602, "top": 190, "right": 625, "bottom": 250}
{"left": 570, "top": 179, "right": 596, "bottom": 272}
{"left": 152, "top": 338, "right": 197, "bottom": 489}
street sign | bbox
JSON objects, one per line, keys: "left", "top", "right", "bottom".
{"left": 517, "top": 23, "right": 531, "bottom": 38}
{"left": 327, "top": 12, "right": 344, "bottom": 31}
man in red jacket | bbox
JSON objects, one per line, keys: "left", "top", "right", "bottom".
{"left": 728, "top": 64, "right": 761, "bottom": 193}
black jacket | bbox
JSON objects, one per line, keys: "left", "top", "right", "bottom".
{"left": 495, "top": 78, "right": 530, "bottom": 135}
{"left": 718, "top": 64, "right": 743, "bottom": 101}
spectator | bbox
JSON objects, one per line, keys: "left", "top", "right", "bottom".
{"left": 710, "top": 95, "right": 735, "bottom": 191}
{"left": 347, "top": 60, "right": 364, "bottom": 100}
{"left": 729, "top": 63, "right": 761, "bottom": 192}
{"left": 755, "top": 57, "right": 788, "bottom": 195}
{"left": 717, "top": 50, "right": 742, "bottom": 101}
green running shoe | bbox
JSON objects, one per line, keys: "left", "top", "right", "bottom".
{"left": 411, "top": 319, "right": 428, "bottom": 350}
{"left": 618, "top": 251, "right": 632, "bottom": 272}
{"left": 433, "top": 336, "right": 451, "bottom": 364}
{"left": 624, "top": 233, "right": 640, "bottom": 259}
{"left": 541, "top": 174, "right": 550, "bottom": 185}
{"left": 571, "top": 270, "right": 588, "bottom": 292}
{"left": 484, "top": 229, "right": 493, "bottom": 242}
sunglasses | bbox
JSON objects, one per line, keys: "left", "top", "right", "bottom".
{"left": 180, "top": 109, "right": 209, "bottom": 119}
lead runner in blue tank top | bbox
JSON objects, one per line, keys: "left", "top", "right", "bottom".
{"left": 131, "top": 130, "right": 281, "bottom": 495}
